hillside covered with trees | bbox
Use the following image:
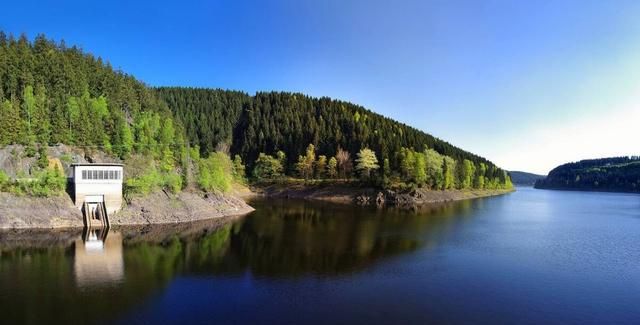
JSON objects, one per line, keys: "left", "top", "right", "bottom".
{"left": 0, "top": 32, "right": 511, "bottom": 197}
{"left": 535, "top": 157, "right": 640, "bottom": 193}
{"left": 157, "top": 87, "right": 512, "bottom": 190}
{"left": 509, "top": 171, "right": 545, "bottom": 186}
{"left": 0, "top": 33, "right": 240, "bottom": 196}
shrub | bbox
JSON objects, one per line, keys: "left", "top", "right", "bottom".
{"left": 0, "top": 170, "right": 9, "bottom": 190}
{"left": 232, "top": 154, "right": 246, "bottom": 183}
{"left": 11, "top": 167, "right": 66, "bottom": 197}
{"left": 164, "top": 172, "right": 183, "bottom": 194}
{"left": 59, "top": 154, "right": 73, "bottom": 164}
{"left": 198, "top": 152, "right": 233, "bottom": 193}
{"left": 125, "top": 166, "right": 183, "bottom": 195}
{"left": 125, "top": 168, "right": 162, "bottom": 195}
{"left": 252, "top": 153, "right": 283, "bottom": 180}
{"left": 37, "top": 147, "right": 49, "bottom": 169}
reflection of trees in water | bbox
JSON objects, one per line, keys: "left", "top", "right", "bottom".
{"left": 217, "top": 199, "right": 477, "bottom": 276}
{"left": 0, "top": 221, "right": 239, "bottom": 324}
{"left": 0, "top": 198, "right": 482, "bottom": 323}
{"left": 0, "top": 229, "right": 163, "bottom": 324}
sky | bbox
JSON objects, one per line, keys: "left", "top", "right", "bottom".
{"left": 2, "top": 0, "right": 640, "bottom": 174}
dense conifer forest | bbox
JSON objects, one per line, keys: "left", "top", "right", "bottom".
{"left": 0, "top": 32, "right": 512, "bottom": 195}
{"left": 535, "top": 157, "right": 640, "bottom": 192}
{"left": 157, "top": 88, "right": 512, "bottom": 189}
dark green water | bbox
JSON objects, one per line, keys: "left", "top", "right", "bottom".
{"left": 1, "top": 187, "right": 640, "bottom": 324}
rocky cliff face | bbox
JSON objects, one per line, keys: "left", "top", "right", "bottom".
{"left": 0, "top": 144, "right": 120, "bottom": 178}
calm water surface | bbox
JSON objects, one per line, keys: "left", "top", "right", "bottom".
{"left": 1, "top": 187, "right": 640, "bottom": 324}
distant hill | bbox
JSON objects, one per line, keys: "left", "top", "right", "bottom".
{"left": 509, "top": 171, "right": 545, "bottom": 186}
{"left": 534, "top": 157, "right": 640, "bottom": 193}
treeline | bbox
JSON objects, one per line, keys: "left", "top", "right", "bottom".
{"left": 535, "top": 157, "right": 640, "bottom": 193}
{"left": 156, "top": 88, "right": 512, "bottom": 189}
{"left": 251, "top": 144, "right": 511, "bottom": 189}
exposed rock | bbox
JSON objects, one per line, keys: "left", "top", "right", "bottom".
{"left": 375, "top": 192, "right": 385, "bottom": 206}
{"left": 0, "top": 190, "right": 254, "bottom": 229}
{"left": 0, "top": 193, "right": 84, "bottom": 229}
{"left": 254, "top": 182, "right": 514, "bottom": 208}
{"left": 0, "top": 144, "right": 119, "bottom": 178}
{"left": 111, "top": 191, "right": 254, "bottom": 226}
{"left": 355, "top": 194, "right": 371, "bottom": 206}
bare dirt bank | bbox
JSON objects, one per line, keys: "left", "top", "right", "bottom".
{"left": 0, "top": 193, "right": 84, "bottom": 229}
{"left": 0, "top": 191, "right": 254, "bottom": 229}
{"left": 252, "top": 183, "right": 514, "bottom": 206}
{"left": 112, "top": 191, "right": 254, "bottom": 226}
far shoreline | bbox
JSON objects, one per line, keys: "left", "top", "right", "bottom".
{"left": 251, "top": 182, "right": 515, "bottom": 206}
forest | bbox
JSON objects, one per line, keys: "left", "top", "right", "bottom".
{"left": 0, "top": 32, "right": 512, "bottom": 196}
{"left": 0, "top": 33, "right": 206, "bottom": 196}
{"left": 157, "top": 87, "right": 512, "bottom": 189}
{"left": 535, "top": 157, "right": 640, "bottom": 193}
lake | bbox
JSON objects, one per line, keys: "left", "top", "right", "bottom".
{"left": 1, "top": 187, "right": 640, "bottom": 324}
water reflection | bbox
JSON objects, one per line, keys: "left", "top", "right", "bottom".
{"left": 0, "top": 198, "right": 480, "bottom": 324}
{"left": 217, "top": 198, "right": 477, "bottom": 275}
{"left": 73, "top": 228, "right": 124, "bottom": 288}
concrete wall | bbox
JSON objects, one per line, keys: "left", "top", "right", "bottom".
{"left": 73, "top": 165, "right": 123, "bottom": 215}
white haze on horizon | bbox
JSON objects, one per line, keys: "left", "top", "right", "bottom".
{"left": 492, "top": 104, "right": 640, "bottom": 175}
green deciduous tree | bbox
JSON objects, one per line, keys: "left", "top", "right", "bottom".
{"left": 425, "top": 148, "right": 444, "bottom": 189}
{"left": 198, "top": 152, "right": 233, "bottom": 193}
{"left": 413, "top": 152, "right": 427, "bottom": 185}
{"left": 327, "top": 156, "right": 338, "bottom": 178}
{"left": 253, "top": 153, "right": 284, "bottom": 180}
{"left": 355, "top": 148, "right": 379, "bottom": 179}
{"left": 296, "top": 144, "right": 316, "bottom": 179}
{"left": 232, "top": 154, "right": 246, "bottom": 182}
{"left": 474, "top": 163, "right": 487, "bottom": 189}
{"left": 316, "top": 155, "right": 327, "bottom": 178}
{"left": 443, "top": 156, "right": 457, "bottom": 190}
{"left": 459, "top": 159, "right": 476, "bottom": 189}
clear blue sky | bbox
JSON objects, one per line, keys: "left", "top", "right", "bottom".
{"left": 3, "top": 0, "right": 640, "bottom": 174}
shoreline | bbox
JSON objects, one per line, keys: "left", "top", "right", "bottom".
{"left": 251, "top": 183, "right": 515, "bottom": 206}
{"left": 0, "top": 190, "right": 254, "bottom": 230}
{"left": 0, "top": 216, "right": 241, "bottom": 250}
{"left": 534, "top": 185, "right": 640, "bottom": 195}
{"left": 0, "top": 184, "right": 513, "bottom": 230}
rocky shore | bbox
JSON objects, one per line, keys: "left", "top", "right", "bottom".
{"left": 0, "top": 191, "right": 254, "bottom": 229}
{"left": 0, "top": 181, "right": 511, "bottom": 229}
{"left": 112, "top": 191, "right": 253, "bottom": 226}
{"left": 253, "top": 183, "right": 514, "bottom": 207}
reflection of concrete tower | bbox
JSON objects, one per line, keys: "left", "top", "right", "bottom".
{"left": 73, "top": 228, "right": 124, "bottom": 288}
